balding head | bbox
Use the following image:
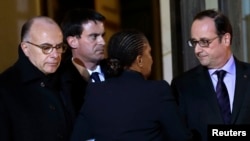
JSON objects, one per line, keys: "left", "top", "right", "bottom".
{"left": 21, "top": 16, "right": 61, "bottom": 41}
{"left": 20, "top": 16, "right": 64, "bottom": 75}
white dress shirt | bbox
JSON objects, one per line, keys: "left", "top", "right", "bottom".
{"left": 87, "top": 65, "right": 105, "bottom": 82}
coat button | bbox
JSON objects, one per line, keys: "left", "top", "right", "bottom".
{"left": 40, "top": 82, "right": 45, "bottom": 87}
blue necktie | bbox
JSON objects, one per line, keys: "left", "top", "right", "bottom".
{"left": 90, "top": 72, "right": 101, "bottom": 82}
{"left": 215, "top": 70, "right": 231, "bottom": 124}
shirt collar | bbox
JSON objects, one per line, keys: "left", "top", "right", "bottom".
{"left": 209, "top": 55, "right": 236, "bottom": 76}
{"left": 87, "top": 65, "right": 101, "bottom": 75}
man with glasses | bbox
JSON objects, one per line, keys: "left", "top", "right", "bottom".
{"left": 0, "top": 16, "right": 73, "bottom": 141}
{"left": 171, "top": 9, "right": 250, "bottom": 141}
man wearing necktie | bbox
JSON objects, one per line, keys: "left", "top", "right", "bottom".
{"left": 171, "top": 9, "right": 250, "bottom": 141}
{"left": 59, "top": 8, "right": 107, "bottom": 116}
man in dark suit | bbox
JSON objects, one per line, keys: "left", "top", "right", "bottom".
{"left": 0, "top": 16, "right": 73, "bottom": 141}
{"left": 59, "top": 8, "right": 107, "bottom": 116}
{"left": 171, "top": 9, "right": 250, "bottom": 141}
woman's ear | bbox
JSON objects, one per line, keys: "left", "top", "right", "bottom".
{"left": 67, "top": 36, "right": 78, "bottom": 49}
{"left": 136, "top": 55, "right": 143, "bottom": 67}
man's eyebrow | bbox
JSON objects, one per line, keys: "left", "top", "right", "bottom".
{"left": 190, "top": 37, "right": 209, "bottom": 40}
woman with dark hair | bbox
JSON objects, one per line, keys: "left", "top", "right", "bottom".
{"left": 70, "top": 30, "right": 194, "bottom": 141}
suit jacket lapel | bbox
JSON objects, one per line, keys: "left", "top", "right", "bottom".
{"left": 231, "top": 60, "right": 250, "bottom": 123}
{"left": 196, "top": 66, "right": 224, "bottom": 123}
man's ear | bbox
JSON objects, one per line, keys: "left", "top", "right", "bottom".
{"left": 67, "top": 36, "right": 78, "bottom": 49}
{"left": 223, "top": 33, "right": 231, "bottom": 46}
{"left": 20, "top": 42, "right": 29, "bottom": 56}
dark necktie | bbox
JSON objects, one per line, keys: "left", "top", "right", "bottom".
{"left": 215, "top": 70, "right": 231, "bottom": 124}
{"left": 90, "top": 72, "right": 101, "bottom": 82}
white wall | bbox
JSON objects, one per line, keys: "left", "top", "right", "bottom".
{"left": 0, "top": 0, "right": 41, "bottom": 73}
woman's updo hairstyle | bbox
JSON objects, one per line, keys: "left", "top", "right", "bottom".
{"left": 106, "top": 29, "right": 147, "bottom": 77}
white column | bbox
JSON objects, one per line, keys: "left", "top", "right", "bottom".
{"left": 160, "top": 0, "right": 173, "bottom": 83}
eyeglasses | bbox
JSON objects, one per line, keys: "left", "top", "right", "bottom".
{"left": 25, "top": 41, "right": 67, "bottom": 54}
{"left": 187, "top": 36, "right": 219, "bottom": 48}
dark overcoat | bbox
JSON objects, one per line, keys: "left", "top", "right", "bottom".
{"left": 0, "top": 48, "right": 73, "bottom": 141}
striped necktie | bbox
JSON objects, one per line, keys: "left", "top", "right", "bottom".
{"left": 215, "top": 70, "right": 231, "bottom": 124}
